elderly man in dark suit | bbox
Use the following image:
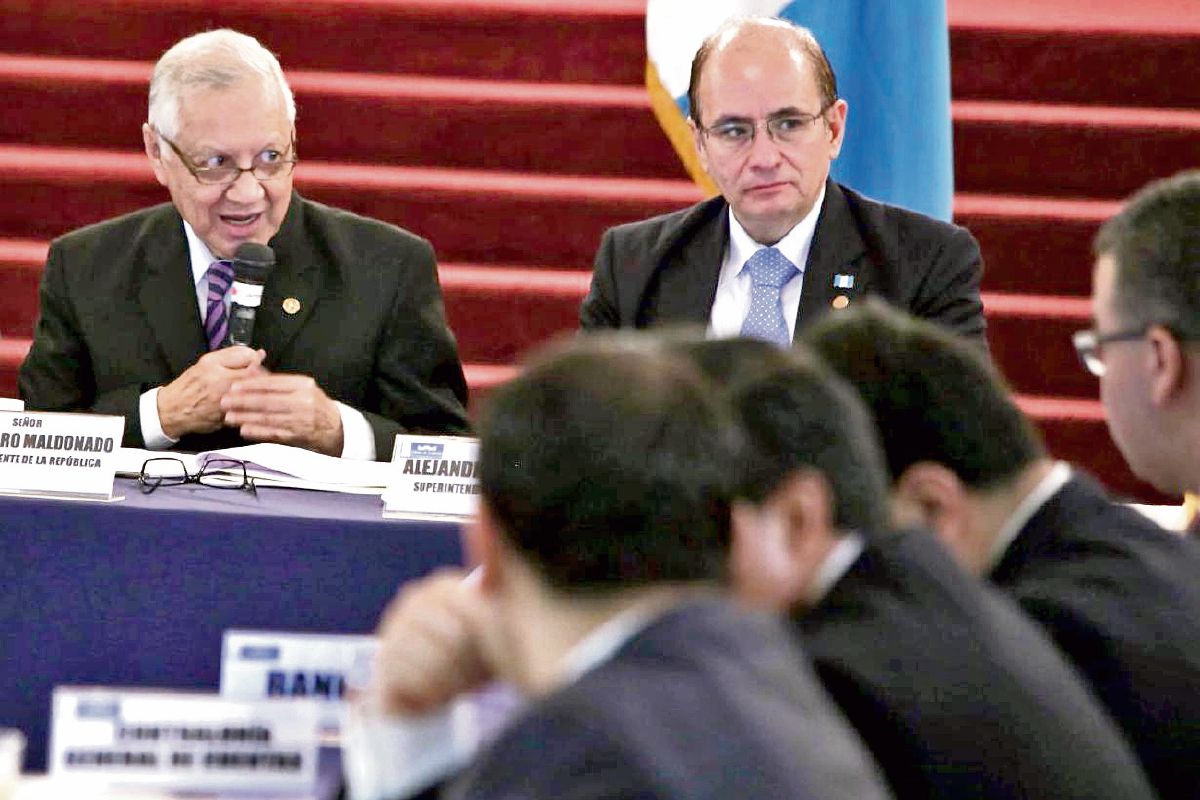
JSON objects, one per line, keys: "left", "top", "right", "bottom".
{"left": 805, "top": 300, "right": 1200, "bottom": 799}
{"left": 19, "top": 29, "right": 468, "bottom": 459}
{"left": 356, "top": 334, "right": 892, "bottom": 800}
{"left": 581, "top": 16, "right": 984, "bottom": 345}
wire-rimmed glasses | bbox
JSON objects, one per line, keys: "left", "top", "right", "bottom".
{"left": 154, "top": 128, "right": 298, "bottom": 186}
{"left": 1071, "top": 326, "right": 1150, "bottom": 377}
{"left": 138, "top": 457, "right": 256, "bottom": 495}
{"left": 697, "top": 99, "right": 838, "bottom": 155}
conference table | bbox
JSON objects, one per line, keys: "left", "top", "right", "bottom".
{"left": 0, "top": 479, "right": 465, "bottom": 773}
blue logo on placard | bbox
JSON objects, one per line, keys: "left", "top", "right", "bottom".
{"left": 411, "top": 443, "right": 444, "bottom": 459}
{"left": 76, "top": 701, "right": 120, "bottom": 719}
{"left": 240, "top": 646, "right": 281, "bottom": 661}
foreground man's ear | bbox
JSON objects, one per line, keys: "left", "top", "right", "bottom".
{"left": 893, "top": 461, "right": 971, "bottom": 553}
{"left": 730, "top": 468, "right": 836, "bottom": 611}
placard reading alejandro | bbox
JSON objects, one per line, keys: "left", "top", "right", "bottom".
{"left": 384, "top": 436, "right": 480, "bottom": 520}
{"left": 0, "top": 411, "right": 124, "bottom": 499}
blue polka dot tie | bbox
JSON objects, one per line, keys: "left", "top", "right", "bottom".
{"left": 739, "top": 247, "right": 799, "bottom": 346}
{"left": 205, "top": 260, "right": 234, "bottom": 350}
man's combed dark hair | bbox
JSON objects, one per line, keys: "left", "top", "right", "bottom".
{"left": 1094, "top": 170, "right": 1200, "bottom": 340}
{"left": 802, "top": 300, "right": 1045, "bottom": 490}
{"left": 698, "top": 340, "right": 890, "bottom": 533}
{"left": 476, "top": 334, "right": 742, "bottom": 593}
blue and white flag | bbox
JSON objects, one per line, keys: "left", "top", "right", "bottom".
{"left": 646, "top": 0, "right": 954, "bottom": 221}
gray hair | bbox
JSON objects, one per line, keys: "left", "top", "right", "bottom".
{"left": 148, "top": 29, "right": 296, "bottom": 140}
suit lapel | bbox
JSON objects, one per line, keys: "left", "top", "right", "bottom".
{"left": 136, "top": 207, "right": 207, "bottom": 376}
{"left": 797, "top": 182, "right": 868, "bottom": 332}
{"left": 629, "top": 196, "right": 728, "bottom": 326}
{"left": 256, "top": 196, "right": 324, "bottom": 360}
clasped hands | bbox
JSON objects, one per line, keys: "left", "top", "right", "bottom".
{"left": 156, "top": 345, "right": 344, "bottom": 456}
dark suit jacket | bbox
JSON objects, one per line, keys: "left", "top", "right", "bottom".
{"left": 796, "top": 529, "right": 1155, "bottom": 799}
{"left": 445, "top": 599, "right": 892, "bottom": 800}
{"left": 19, "top": 195, "right": 470, "bottom": 457}
{"left": 580, "top": 181, "right": 985, "bottom": 341}
{"left": 992, "top": 474, "right": 1200, "bottom": 800}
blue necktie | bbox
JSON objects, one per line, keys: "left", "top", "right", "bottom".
{"left": 205, "top": 260, "right": 234, "bottom": 350}
{"left": 740, "top": 247, "right": 799, "bottom": 346}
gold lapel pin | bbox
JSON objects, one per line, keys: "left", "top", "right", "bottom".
{"left": 282, "top": 297, "right": 301, "bottom": 315}
{"left": 832, "top": 295, "right": 850, "bottom": 310}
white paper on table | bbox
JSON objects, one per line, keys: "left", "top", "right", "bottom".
{"left": 115, "top": 443, "right": 399, "bottom": 494}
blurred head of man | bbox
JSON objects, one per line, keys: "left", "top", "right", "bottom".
{"left": 468, "top": 333, "right": 743, "bottom": 692}
{"left": 802, "top": 300, "right": 1053, "bottom": 574}
{"left": 1089, "top": 170, "right": 1200, "bottom": 496}
{"left": 687, "top": 16, "right": 847, "bottom": 246}
{"left": 142, "top": 29, "right": 297, "bottom": 260}
{"left": 670, "top": 337, "right": 890, "bottom": 611}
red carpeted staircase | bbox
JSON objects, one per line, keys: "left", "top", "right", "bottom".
{"left": 0, "top": 0, "right": 1196, "bottom": 502}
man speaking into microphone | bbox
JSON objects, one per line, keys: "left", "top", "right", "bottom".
{"left": 19, "top": 29, "right": 469, "bottom": 459}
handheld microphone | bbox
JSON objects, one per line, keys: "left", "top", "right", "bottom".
{"left": 227, "top": 242, "right": 276, "bottom": 347}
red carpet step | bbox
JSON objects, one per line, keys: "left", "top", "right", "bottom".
{"left": 0, "top": 0, "right": 648, "bottom": 84}
{"left": 4, "top": 55, "right": 1198, "bottom": 199}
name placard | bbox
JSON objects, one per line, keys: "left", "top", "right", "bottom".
{"left": 221, "top": 630, "right": 379, "bottom": 737}
{"left": 383, "top": 436, "right": 480, "bottom": 520}
{"left": 49, "top": 687, "right": 319, "bottom": 793}
{"left": 0, "top": 411, "right": 123, "bottom": 500}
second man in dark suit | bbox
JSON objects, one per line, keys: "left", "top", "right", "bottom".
{"left": 580, "top": 16, "right": 985, "bottom": 344}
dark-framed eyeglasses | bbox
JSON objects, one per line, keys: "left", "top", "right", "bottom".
{"left": 1071, "top": 326, "right": 1150, "bottom": 377}
{"left": 154, "top": 128, "right": 298, "bottom": 186}
{"left": 698, "top": 99, "right": 838, "bottom": 154}
{"left": 138, "top": 457, "right": 256, "bottom": 495}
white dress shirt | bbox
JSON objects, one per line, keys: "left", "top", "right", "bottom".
{"left": 708, "top": 182, "right": 826, "bottom": 341}
{"left": 806, "top": 532, "right": 867, "bottom": 606}
{"left": 139, "top": 222, "right": 375, "bottom": 459}
{"left": 987, "top": 461, "right": 1073, "bottom": 571}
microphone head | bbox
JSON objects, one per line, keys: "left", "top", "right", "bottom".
{"left": 232, "top": 242, "right": 276, "bottom": 285}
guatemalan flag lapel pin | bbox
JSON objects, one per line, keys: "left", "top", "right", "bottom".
{"left": 832, "top": 272, "right": 856, "bottom": 310}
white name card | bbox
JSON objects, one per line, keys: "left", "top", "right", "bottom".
{"left": 383, "top": 435, "right": 480, "bottom": 520}
{"left": 49, "top": 687, "right": 320, "bottom": 793}
{"left": 221, "top": 630, "right": 379, "bottom": 737}
{"left": 0, "top": 411, "right": 123, "bottom": 500}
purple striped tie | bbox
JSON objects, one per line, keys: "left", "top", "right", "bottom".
{"left": 205, "top": 260, "right": 234, "bottom": 350}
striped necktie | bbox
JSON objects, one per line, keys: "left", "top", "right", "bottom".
{"left": 205, "top": 260, "right": 234, "bottom": 350}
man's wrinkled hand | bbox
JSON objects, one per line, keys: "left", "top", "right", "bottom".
{"left": 221, "top": 372, "right": 344, "bottom": 456}
{"left": 158, "top": 346, "right": 265, "bottom": 439}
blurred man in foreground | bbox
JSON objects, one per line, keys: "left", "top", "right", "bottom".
{"left": 19, "top": 29, "right": 468, "bottom": 459}
{"left": 361, "top": 334, "right": 891, "bottom": 799}
{"left": 682, "top": 336, "right": 1153, "bottom": 799}
{"left": 581, "top": 16, "right": 984, "bottom": 344}
{"left": 805, "top": 300, "right": 1200, "bottom": 798}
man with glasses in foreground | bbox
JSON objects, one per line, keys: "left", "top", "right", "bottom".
{"left": 580, "top": 16, "right": 985, "bottom": 345}
{"left": 803, "top": 299, "right": 1200, "bottom": 799}
{"left": 1080, "top": 170, "right": 1200, "bottom": 510}
{"left": 20, "top": 29, "right": 469, "bottom": 459}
